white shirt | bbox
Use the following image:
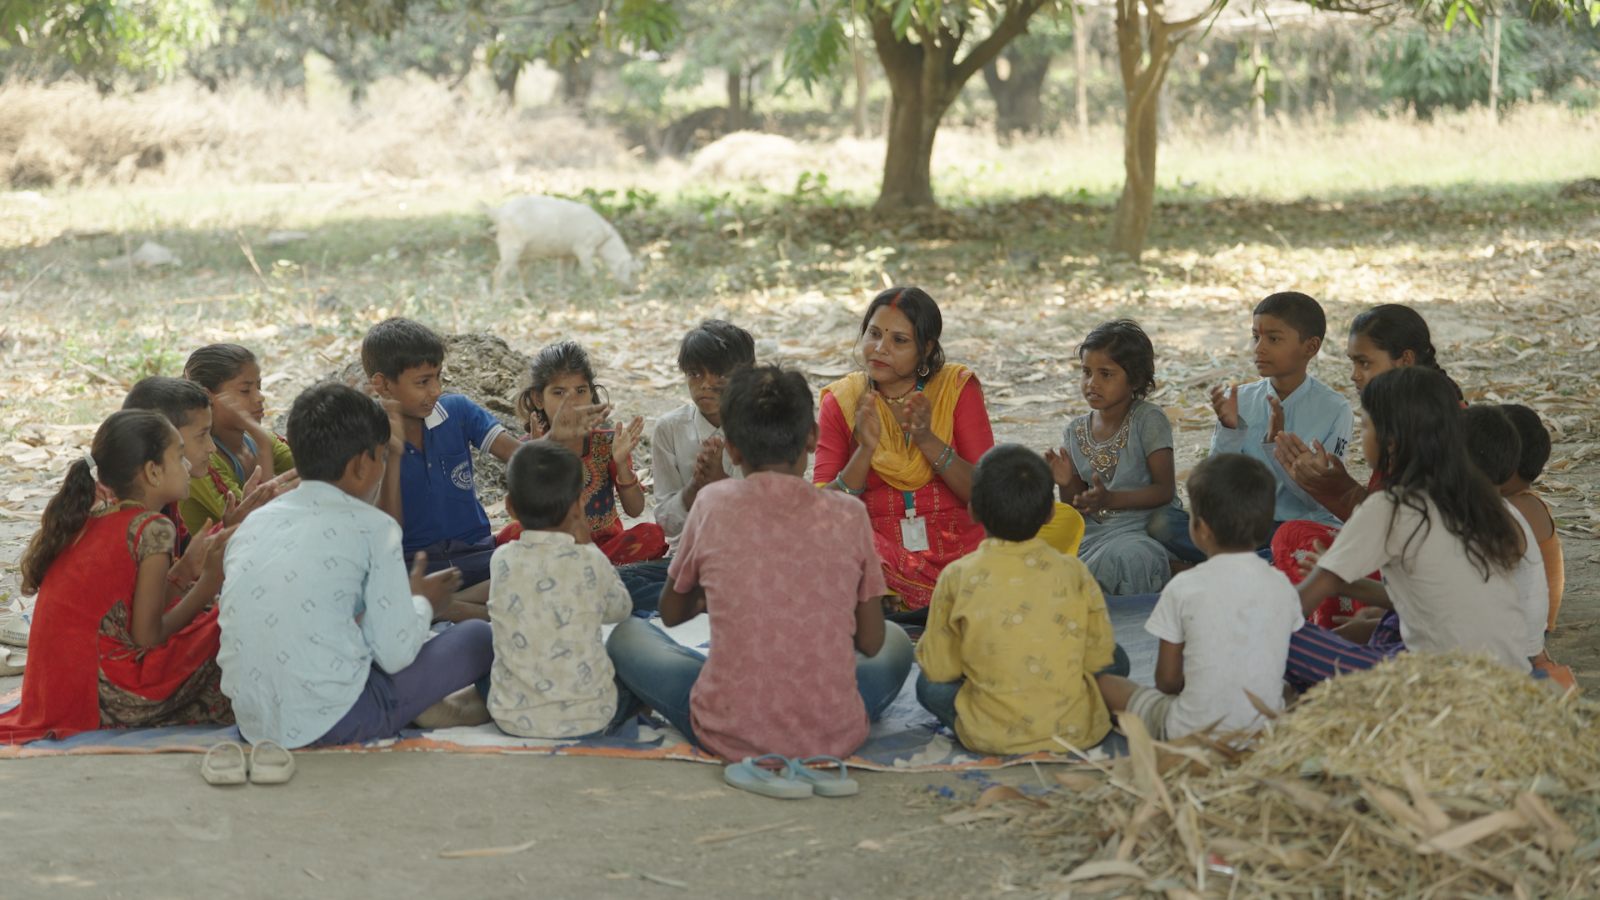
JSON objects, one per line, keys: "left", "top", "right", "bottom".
{"left": 485, "top": 530, "right": 633, "bottom": 738}
{"left": 1506, "top": 502, "right": 1549, "bottom": 658}
{"left": 219, "top": 481, "right": 434, "bottom": 748}
{"left": 650, "top": 403, "right": 741, "bottom": 544}
{"left": 1318, "top": 490, "right": 1531, "bottom": 672}
{"left": 1144, "top": 553, "right": 1304, "bottom": 738}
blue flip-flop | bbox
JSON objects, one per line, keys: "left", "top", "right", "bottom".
{"left": 724, "top": 755, "right": 814, "bottom": 800}
{"left": 791, "top": 756, "right": 860, "bottom": 798}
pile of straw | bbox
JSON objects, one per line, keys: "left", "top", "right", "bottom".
{"left": 984, "top": 653, "right": 1600, "bottom": 899}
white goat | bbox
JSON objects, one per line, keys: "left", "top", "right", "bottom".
{"left": 484, "top": 195, "right": 643, "bottom": 299}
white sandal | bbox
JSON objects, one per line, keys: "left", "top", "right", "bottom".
{"left": 201, "top": 742, "right": 249, "bottom": 786}
{"left": 248, "top": 740, "right": 296, "bottom": 785}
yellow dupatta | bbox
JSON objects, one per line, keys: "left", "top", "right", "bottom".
{"left": 821, "top": 364, "right": 975, "bottom": 492}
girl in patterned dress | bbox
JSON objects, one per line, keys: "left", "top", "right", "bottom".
{"left": 0, "top": 411, "right": 235, "bottom": 743}
{"left": 1045, "top": 320, "right": 1179, "bottom": 596}
{"left": 496, "top": 341, "right": 668, "bottom": 565}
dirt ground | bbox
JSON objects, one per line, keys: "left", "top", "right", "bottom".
{"left": 3, "top": 177, "right": 1599, "bottom": 899}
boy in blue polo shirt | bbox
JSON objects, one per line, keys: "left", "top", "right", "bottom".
{"left": 364, "top": 318, "right": 524, "bottom": 620}
{"left": 1153, "top": 292, "right": 1352, "bottom": 562}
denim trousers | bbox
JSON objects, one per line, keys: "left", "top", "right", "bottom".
{"left": 606, "top": 616, "right": 914, "bottom": 751}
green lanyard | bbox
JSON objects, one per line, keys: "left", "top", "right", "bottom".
{"left": 895, "top": 376, "right": 927, "bottom": 519}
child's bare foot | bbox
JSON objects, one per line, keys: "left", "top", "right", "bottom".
{"left": 412, "top": 687, "right": 491, "bottom": 729}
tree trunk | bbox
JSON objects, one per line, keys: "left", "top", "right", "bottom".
{"left": 983, "top": 47, "right": 1052, "bottom": 140}
{"left": 1251, "top": 34, "right": 1265, "bottom": 153}
{"left": 869, "top": 1, "right": 1047, "bottom": 212}
{"left": 853, "top": 27, "right": 871, "bottom": 137}
{"left": 494, "top": 62, "right": 520, "bottom": 103}
{"left": 1075, "top": 12, "right": 1090, "bottom": 139}
{"left": 1107, "top": 0, "right": 1208, "bottom": 261}
{"left": 726, "top": 68, "right": 742, "bottom": 132}
{"left": 1488, "top": 15, "right": 1502, "bottom": 126}
{"left": 560, "top": 56, "right": 592, "bottom": 109}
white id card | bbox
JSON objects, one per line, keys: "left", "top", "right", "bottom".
{"left": 900, "top": 515, "right": 930, "bottom": 552}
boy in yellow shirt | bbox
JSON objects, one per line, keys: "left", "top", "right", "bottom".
{"left": 915, "top": 444, "right": 1121, "bottom": 755}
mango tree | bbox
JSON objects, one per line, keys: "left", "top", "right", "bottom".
{"left": 787, "top": 0, "right": 1060, "bottom": 211}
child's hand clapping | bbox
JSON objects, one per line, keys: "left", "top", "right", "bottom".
{"left": 198, "top": 523, "right": 238, "bottom": 584}
{"left": 611, "top": 415, "right": 646, "bottom": 465}
{"left": 1274, "top": 434, "right": 1349, "bottom": 495}
{"left": 1042, "top": 447, "right": 1075, "bottom": 488}
{"left": 409, "top": 552, "right": 463, "bottom": 616}
{"left": 855, "top": 392, "right": 883, "bottom": 452}
{"left": 1072, "top": 474, "right": 1112, "bottom": 514}
{"left": 692, "top": 436, "right": 728, "bottom": 488}
{"left": 1266, "top": 395, "right": 1286, "bottom": 443}
{"left": 1210, "top": 383, "right": 1240, "bottom": 429}
{"left": 547, "top": 394, "right": 612, "bottom": 444}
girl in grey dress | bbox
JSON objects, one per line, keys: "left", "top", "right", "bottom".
{"left": 1045, "top": 321, "right": 1179, "bottom": 596}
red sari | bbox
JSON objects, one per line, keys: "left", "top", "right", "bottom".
{"left": 815, "top": 372, "right": 994, "bottom": 610}
{"left": 495, "top": 429, "right": 668, "bottom": 565}
{"left": 0, "top": 506, "right": 231, "bottom": 744}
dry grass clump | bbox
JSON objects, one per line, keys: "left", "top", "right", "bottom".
{"left": 0, "top": 79, "right": 627, "bottom": 190}
{"left": 970, "top": 653, "right": 1600, "bottom": 899}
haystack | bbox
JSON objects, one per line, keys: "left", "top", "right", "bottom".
{"left": 969, "top": 653, "right": 1600, "bottom": 899}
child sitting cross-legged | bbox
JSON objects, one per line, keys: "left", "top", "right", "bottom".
{"left": 498, "top": 341, "right": 667, "bottom": 566}
{"left": 1, "top": 411, "right": 235, "bottom": 743}
{"left": 1098, "top": 453, "right": 1304, "bottom": 739}
{"left": 484, "top": 441, "right": 640, "bottom": 739}
{"left": 651, "top": 319, "right": 754, "bottom": 546}
{"left": 916, "top": 444, "right": 1121, "bottom": 755}
{"left": 219, "top": 384, "right": 493, "bottom": 749}
{"left": 363, "top": 318, "right": 524, "bottom": 611}
{"left": 1044, "top": 319, "right": 1179, "bottom": 595}
{"left": 1499, "top": 404, "right": 1563, "bottom": 636}
{"left": 608, "top": 365, "right": 914, "bottom": 790}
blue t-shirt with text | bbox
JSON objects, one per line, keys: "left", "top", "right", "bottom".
{"left": 399, "top": 393, "right": 505, "bottom": 552}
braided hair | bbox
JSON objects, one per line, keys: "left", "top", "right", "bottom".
{"left": 1350, "top": 305, "right": 1460, "bottom": 399}
{"left": 20, "top": 411, "right": 176, "bottom": 594}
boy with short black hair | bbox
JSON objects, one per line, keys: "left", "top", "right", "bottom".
{"left": 219, "top": 383, "right": 493, "bottom": 749}
{"left": 1500, "top": 404, "right": 1564, "bottom": 634}
{"left": 915, "top": 444, "right": 1118, "bottom": 755}
{"left": 1156, "top": 292, "right": 1354, "bottom": 561}
{"left": 1100, "top": 453, "right": 1303, "bottom": 739}
{"left": 484, "top": 441, "right": 639, "bottom": 739}
{"left": 362, "top": 317, "right": 523, "bottom": 595}
{"left": 608, "top": 365, "right": 913, "bottom": 776}
{"left": 1212, "top": 292, "right": 1353, "bottom": 532}
{"left": 651, "top": 319, "right": 756, "bottom": 544}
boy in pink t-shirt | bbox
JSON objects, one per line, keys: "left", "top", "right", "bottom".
{"left": 608, "top": 365, "right": 913, "bottom": 766}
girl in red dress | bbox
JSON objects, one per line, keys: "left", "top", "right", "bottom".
{"left": 495, "top": 341, "right": 668, "bottom": 565}
{"left": 0, "top": 410, "right": 235, "bottom": 743}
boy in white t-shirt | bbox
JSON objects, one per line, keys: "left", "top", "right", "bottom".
{"left": 1098, "top": 453, "right": 1303, "bottom": 739}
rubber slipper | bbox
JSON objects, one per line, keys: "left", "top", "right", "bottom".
{"left": 201, "top": 742, "right": 249, "bottom": 786}
{"left": 792, "top": 756, "right": 860, "bottom": 798}
{"left": 248, "top": 740, "right": 296, "bottom": 785}
{"left": 723, "top": 755, "right": 813, "bottom": 800}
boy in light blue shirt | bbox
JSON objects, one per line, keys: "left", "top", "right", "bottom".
{"left": 1153, "top": 292, "right": 1352, "bottom": 563}
{"left": 219, "top": 383, "right": 494, "bottom": 749}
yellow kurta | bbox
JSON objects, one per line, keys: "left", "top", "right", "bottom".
{"left": 915, "top": 537, "right": 1115, "bottom": 755}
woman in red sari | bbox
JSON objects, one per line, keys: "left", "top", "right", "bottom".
{"left": 815, "top": 287, "right": 994, "bottom": 611}
{"left": 1, "top": 411, "right": 234, "bottom": 744}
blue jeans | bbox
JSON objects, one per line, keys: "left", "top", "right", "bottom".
{"left": 606, "top": 616, "right": 914, "bottom": 753}
{"left": 616, "top": 560, "right": 670, "bottom": 615}
{"left": 419, "top": 536, "right": 497, "bottom": 589}
{"left": 915, "top": 643, "right": 1131, "bottom": 732}
{"left": 312, "top": 620, "right": 494, "bottom": 747}
{"left": 1150, "top": 507, "right": 1280, "bottom": 564}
